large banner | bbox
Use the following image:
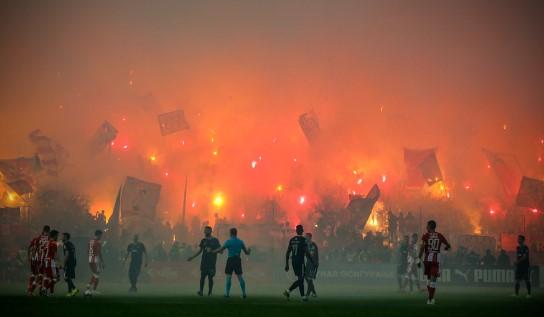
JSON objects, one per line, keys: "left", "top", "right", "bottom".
{"left": 145, "top": 261, "right": 539, "bottom": 287}
{"left": 121, "top": 176, "right": 161, "bottom": 220}
{"left": 316, "top": 264, "right": 540, "bottom": 287}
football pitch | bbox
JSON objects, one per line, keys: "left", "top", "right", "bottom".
{"left": 1, "top": 284, "right": 541, "bottom": 316}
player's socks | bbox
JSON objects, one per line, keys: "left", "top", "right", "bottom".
{"left": 208, "top": 277, "right": 213, "bottom": 296}
{"left": 225, "top": 275, "right": 232, "bottom": 297}
{"left": 283, "top": 290, "right": 290, "bottom": 300}
{"left": 526, "top": 281, "right": 531, "bottom": 295}
{"left": 515, "top": 282, "right": 520, "bottom": 295}
{"left": 49, "top": 281, "right": 55, "bottom": 295}
{"left": 27, "top": 275, "right": 36, "bottom": 293}
{"left": 199, "top": 274, "right": 206, "bottom": 295}
{"left": 428, "top": 282, "right": 436, "bottom": 300}
{"left": 238, "top": 276, "right": 246, "bottom": 297}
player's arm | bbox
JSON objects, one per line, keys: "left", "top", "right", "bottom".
{"left": 27, "top": 241, "right": 34, "bottom": 262}
{"left": 242, "top": 242, "right": 251, "bottom": 255}
{"left": 417, "top": 240, "right": 426, "bottom": 267}
{"left": 440, "top": 233, "right": 451, "bottom": 251}
{"left": 187, "top": 246, "right": 203, "bottom": 261}
{"left": 211, "top": 242, "right": 227, "bottom": 254}
{"left": 98, "top": 244, "right": 105, "bottom": 269}
{"left": 143, "top": 244, "right": 148, "bottom": 267}
{"left": 63, "top": 246, "right": 69, "bottom": 268}
{"left": 285, "top": 243, "right": 292, "bottom": 271}
{"left": 314, "top": 244, "right": 319, "bottom": 267}
{"left": 54, "top": 247, "right": 61, "bottom": 269}
{"left": 123, "top": 246, "right": 130, "bottom": 264}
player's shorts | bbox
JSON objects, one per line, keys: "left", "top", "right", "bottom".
{"left": 42, "top": 260, "right": 57, "bottom": 280}
{"left": 515, "top": 266, "right": 529, "bottom": 281}
{"left": 292, "top": 261, "right": 305, "bottom": 278}
{"left": 225, "top": 256, "right": 242, "bottom": 275}
{"left": 423, "top": 261, "right": 440, "bottom": 278}
{"left": 201, "top": 265, "right": 216, "bottom": 277}
{"left": 89, "top": 262, "right": 101, "bottom": 278}
{"left": 30, "top": 260, "right": 40, "bottom": 275}
{"left": 305, "top": 263, "right": 318, "bottom": 279}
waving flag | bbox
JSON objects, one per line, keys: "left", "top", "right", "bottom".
{"left": 28, "top": 130, "right": 67, "bottom": 176}
{"left": 482, "top": 148, "right": 521, "bottom": 199}
{"left": 516, "top": 176, "right": 544, "bottom": 211}
{"left": 91, "top": 121, "right": 118, "bottom": 152}
{"left": 298, "top": 112, "right": 320, "bottom": 144}
{"left": 158, "top": 109, "right": 190, "bottom": 136}
{"left": 347, "top": 184, "right": 380, "bottom": 226}
{"left": 404, "top": 148, "right": 443, "bottom": 187}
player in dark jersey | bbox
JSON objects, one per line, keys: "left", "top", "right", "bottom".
{"left": 124, "top": 234, "right": 148, "bottom": 293}
{"left": 283, "top": 224, "right": 312, "bottom": 302}
{"left": 514, "top": 235, "right": 531, "bottom": 298}
{"left": 188, "top": 226, "right": 221, "bottom": 296}
{"left": 27, "top": 225, "right": 50, "bottom": 296}
{"left": 62, "top": 232, "right": 78, "bottom": 296}
{"left": 417, "top": 220, "right": 450, "bottom": 305}
{"left": 304, "top": 232, "right": 319, "bottom": 297}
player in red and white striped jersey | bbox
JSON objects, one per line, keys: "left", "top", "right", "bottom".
{"left": 27, "top": 225, "right": 50, "bottom": 295}
{"left": 85, "top": 230, "right": 104, "bottom": 296}
{"left": 41, "top": 230, "right": 60, "bottom": 296}
{"left": 417, "top": 220, "right": 451, "bottom": 305}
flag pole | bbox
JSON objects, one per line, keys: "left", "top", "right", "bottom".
{"left": 182, "top": 175, "right": 188, "bottom": 226}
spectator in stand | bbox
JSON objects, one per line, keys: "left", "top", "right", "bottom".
{"left": 497, "top": 249, "right": 510, "bottom": 268}
{"left": 466, "top": 250, "right": 480, "bottom": 266}
{"left": 152, "top": 242, "right": 168, "bottom": 262}
{"left": 480, "top": 249, "right": 496, "bottom": 267}
{"left": 169, "top": 241, "right": 182, "bottom": 262}
{"left": 454, "top": 246, "right": 468, "bottom": 266}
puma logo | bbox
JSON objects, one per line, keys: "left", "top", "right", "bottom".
{"left": 454, "top": 269, "right": 470, "bottom": 282}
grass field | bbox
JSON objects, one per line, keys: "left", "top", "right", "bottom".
{"left": 1, "top": 283, "right": 541, "bottom": 316}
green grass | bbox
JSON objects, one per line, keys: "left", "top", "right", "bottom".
{"left": 1, "top": 284, "right": 541, "bottom": 316}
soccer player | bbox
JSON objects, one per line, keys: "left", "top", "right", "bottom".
{"left": 417, "top": 220, "right": 451, "bottom": 305}
{"left": 304, "top": 232, "right": 319, "bottom": 297}
{"left": 124, "top": 234, "right": 148, "bottom": 292}
{"left": 187, "top": 226, "right": 221, "bottom": 296}
{"left": 85, "top": 230, "right": 104, "bottom": 296}
{"left": 404, "top": 233, "right": 422, "bottom": 292}
{"left": 210, "top": 227, "right": 251, "bottom": 298}
{"left": 41, "top": 230, "right": 60, "bottom": 296}
{"left": 283, "top": 224, "right": 312, "bottom": 302}
{"left": 27, "top": 225, "right": 50, "bottom": 296}
{"left": 397, "top": 235, "right": 409, "bottom": 291}
{"left": 514, "top": 235, "right": 531, "bottom": 298}
{"left": 62, "top": 232, "right": 79, "bottom": 296}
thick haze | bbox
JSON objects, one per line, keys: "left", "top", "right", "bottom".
{"left": 1, "top": 0, "right": 543, "bottom": 230}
